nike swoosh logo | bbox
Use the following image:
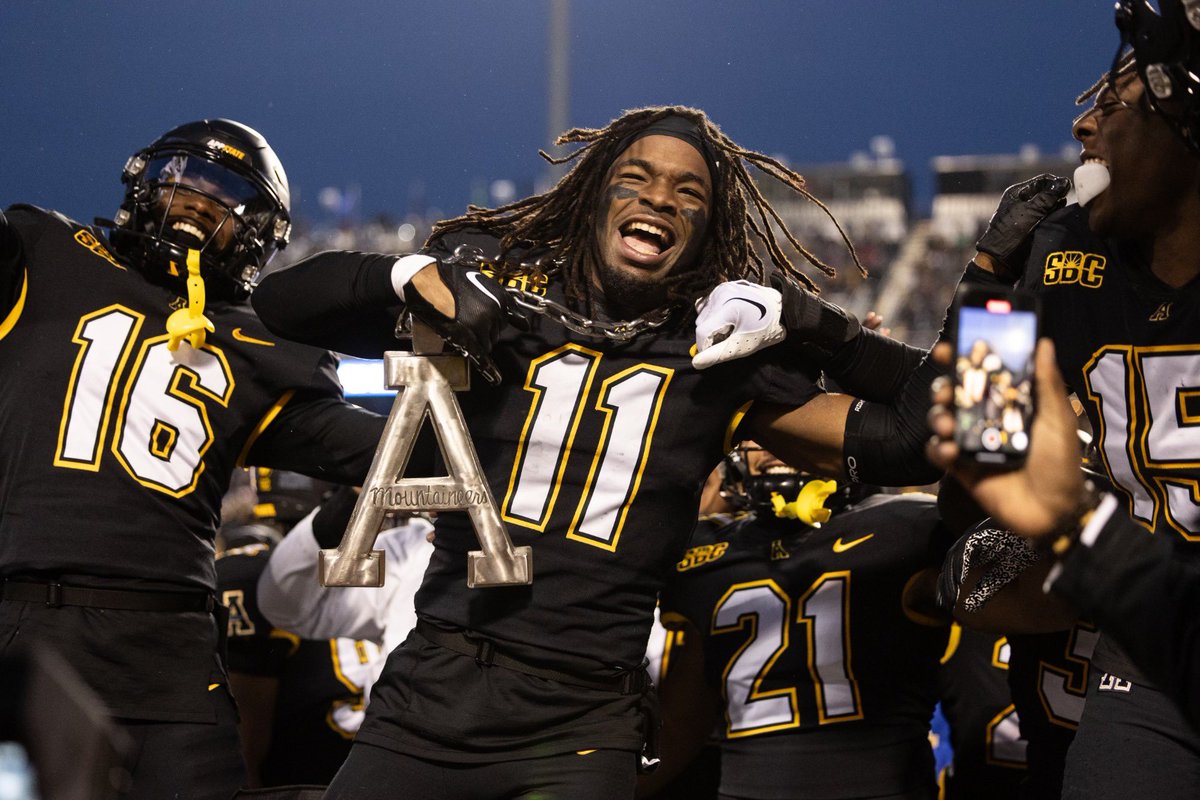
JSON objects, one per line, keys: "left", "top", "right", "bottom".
{"left": 231, "top": 328, "right": 275, "bottom": 346}
{"left": 466, "top": 271, "right": 503, "bottom": 308}
{"left": 723, "top": 296, "right": 766, "bottom": 319}
{"left": 832, "top": 534, "right": 874, "bottom": 553}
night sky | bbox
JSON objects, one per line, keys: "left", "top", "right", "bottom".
{"left": 1, "top": 1, "right": 1113, "bottom": 225}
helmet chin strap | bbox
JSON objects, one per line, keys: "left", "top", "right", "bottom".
{"left": 770, "top": 478, "right": 838, "bottom": 525}
{"left": 166, "top": 248, "right": 215, "bottom": 351}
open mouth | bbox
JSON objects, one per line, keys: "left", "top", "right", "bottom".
{"left": 762, "top": 463, "right": 798, "bottom": 476}
{"left": 168, "top": 218, "right": 211, "bottom": 248}
{"left": 619, "top": 219, "right": 675, "bottom": 259}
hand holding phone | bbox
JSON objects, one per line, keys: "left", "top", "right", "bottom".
{"left": 952, "top": 286, "right": 1040, "bottom": 465}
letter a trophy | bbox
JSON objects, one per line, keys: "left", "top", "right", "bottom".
{"left": 319, "top": 317, "right": 532, "bottom": 588}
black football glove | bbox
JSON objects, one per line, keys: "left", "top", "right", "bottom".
{"left": 404, "top": 259, "right": 529, "bottom": 384}
{"left": 975, "top": 173, "right": 1070, "bottom": 280}
{"left": 935, "top": 531, "right": 968, "bottom": 616}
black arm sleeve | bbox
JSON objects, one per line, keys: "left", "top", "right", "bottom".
{"left": 835, "top": 259, "right": 1014, "bottom": 486}
{"left": 245, "top": 390, "right": 387, "bottom": 484}
{"left": 0, "top": 209, "right": 25, "bottom": 319}
{"left": 251, "top": 250, "right": 405, "bottom": 358}
{"left": 823, "top": 260, "right": 1011, "bottom": 402}
{"left": 840, "top": 354, "right": 944, "bottom": 487}
{"left": 822, "top": 329, "right": 926, "bottom": 401}
{"left": 1051, "top": 511, "right": 1200, "bottom": 729}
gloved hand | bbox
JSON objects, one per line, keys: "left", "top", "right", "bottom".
{"left": 404, "top": 259, "right": 529, "bottom": 384}
{"left": 935, "top": 523, "right": 1043, "bottom": 616}
{"left": 692, "top": 280, "right": 784, "bottom": 369}
{"left": 692, "top": 275, "right": 862, "bottom": 369}
{"left": 975, "top": 174, "right": 1070, "bottom": 279}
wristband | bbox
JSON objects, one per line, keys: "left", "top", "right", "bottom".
{"left": 1039, "top": 481, "right": 1106, "bottom": 557}
{"left": 390, "top": 254, "right": 437, "bottom": 302}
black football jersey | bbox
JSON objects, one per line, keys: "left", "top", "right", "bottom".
{"left": 937, "top": 625, "right": 1027, "bottom": 799}
{"left": 1022, "top": 205, "right": 1200, "bottom": 545}
{"left": 216, "top": 533, "right": 384, "bottom": 785}
{"left": 1005, "top": 624, "right": 1097, "bottom": 800}
{"left": 660, "top": 493, "right": 951, "bottom": 799}
{"left": 0, "top": 205, "right": 380, "bottom": 591}
{"left": 399, "top": 230, "right": 824, "bottom": 675}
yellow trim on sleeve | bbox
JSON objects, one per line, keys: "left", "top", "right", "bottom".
{"left": 939, "top": 623, "right": 963, "bottom": 665}
{"left": 723, "top": 400, "right": 754, "bottom": 453}
{"left": 0, "top": 268, "right": 29, "bottom": 342}
{"left": 237, "top": 389, "right": 296, "bottom": 467}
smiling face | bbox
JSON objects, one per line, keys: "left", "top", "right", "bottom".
{"left": 1072, "top": 70, "right": 1200, "bottom": 238}
{"left": 154, "top": 179, "right": 239, "bottom": 254}
{"left": 592, "top": 134, "right": 712, "bottom": 311}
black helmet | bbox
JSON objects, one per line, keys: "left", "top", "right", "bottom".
{"left": 1114, "top": 0, "right": 1200, "bottom": 154}
{"left": 719, "top": 443, "right": 874, "bottom": 523}
{"left": 107, "top": 119, "right": 291, "bottom": 299}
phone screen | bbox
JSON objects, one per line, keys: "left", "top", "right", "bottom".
{"left": 954, "top": 299, "right": 1038, "bottom": 463}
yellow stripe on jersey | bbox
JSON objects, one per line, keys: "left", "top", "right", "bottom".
{"left": 723, "top": 400, "right": 754, "bottom": 453}
{"left": 0, "top": 267, "right": 29, "bottom": 342}
{"left": 237, "top": 389, "right": 295, "bottom": 467}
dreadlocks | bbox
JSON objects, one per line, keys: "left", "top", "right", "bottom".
{"left": 429, "top": 105, "right": 862, "bottom": 312}
{"left": 1077, "top": 51, "right": 1136, "bottom": 106}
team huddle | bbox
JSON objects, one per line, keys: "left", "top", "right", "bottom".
{"left": 4, "top": 1, "right": 1200, "bottom": 799}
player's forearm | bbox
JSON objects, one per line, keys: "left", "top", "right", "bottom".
{"left": 1049, "top": 505, "right": 1200, "bottom": 725}
{"left": 840, "top": 354, "right": 944, "bottom": 486}
{"left": 252, "top": 249, "right": 405, "bottom": 357}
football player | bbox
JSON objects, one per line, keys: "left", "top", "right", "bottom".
{"left": 927, "top": 2, "right": 1200, "bottom": 795}
{"left": 252, "top": 107, "right": 942, "bottom": 798}
{"left": 646, "top": 443, "right": 951, "bottom": 800}
{"left": 0, "top": 120, "right": 384, "bottom": 800}
{"left": 217, "top": 470, "right": 396, "bottom": 788}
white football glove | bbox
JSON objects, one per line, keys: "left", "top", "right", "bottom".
{"left": 692, "top": 280, "right": 785, "bottom": 370}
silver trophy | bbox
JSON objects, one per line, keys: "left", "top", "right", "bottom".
{"left": 319, "top": 320, "right": 532, "bottom": 588}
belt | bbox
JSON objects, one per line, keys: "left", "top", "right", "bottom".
{"left": 415, "top": 619, "right": 649, "bottom": 695}
{"left": 1, "top": 579, "right": 216, "bottom": 613}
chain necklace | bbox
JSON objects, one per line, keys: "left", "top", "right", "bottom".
{"left": 446, "top": 245, "right": 679, "bottom": 342}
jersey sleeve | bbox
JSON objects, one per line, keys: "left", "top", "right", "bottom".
{"left": 243, "top": 351, "right": 386, "bottom": 485}
{"left": 252, "top": 250, "right": 406, "bottom": 357}
{"left": 0, "top": 206, "right": 34, "bottom": 325}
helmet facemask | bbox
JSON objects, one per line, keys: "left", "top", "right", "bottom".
{"left": 719, "top": 443, "right": 848, "bottom": 525}
{"left": 109, "top": 120, "right": 291, "bottom": 301}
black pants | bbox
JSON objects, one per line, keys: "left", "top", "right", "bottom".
{"left": 118, "top": 683, "right": 246, "bottom": 800}
{"left": 1062, "top": 668, "right": 1200, "bottom": 799}
{"left": 323, "top": 741, "right": 637, "bottom": 800}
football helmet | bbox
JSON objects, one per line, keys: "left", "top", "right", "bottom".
{"left": 107, "top": 119, "right": 291, "bottom": 299}
{"left": 1114, "top": 0, "right": 1200, "bottom": 154}
{"left": 720, "top": 443, "right": 874, "bottom": 524}
{"left": 253, "top": 468, "right": 334, "bottom": 528}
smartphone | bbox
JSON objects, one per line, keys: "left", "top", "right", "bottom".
{"left": 952, "top": 286, "right": 1040, "bottom": 465}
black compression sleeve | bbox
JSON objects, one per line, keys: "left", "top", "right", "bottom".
{"left": 822, "top": 329, "right": 926, "bottom": 401}
{"left": 245, "top": 391, "right": 386, "bottom": 485}
{"left": 840, "top": 355, "right": 944, "bottom": 486}
{"left": 252, "top": 250, "right": 404, "bottom": 357}
{"left": 311, "top": 485, "right": 361, "bottom": 550}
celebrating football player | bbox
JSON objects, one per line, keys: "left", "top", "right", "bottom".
{"left": 253, "top": 106, "right": 942, "bottom": 798}
{"left": 0, "top": 120, "right": 383, "bottom": 799}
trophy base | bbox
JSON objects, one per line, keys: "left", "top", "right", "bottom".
{"left": 319, "top": 549, "right": 386, "bottom": 587}
{"left": 467, "top": 546, "right": 533, "bottom": 587}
